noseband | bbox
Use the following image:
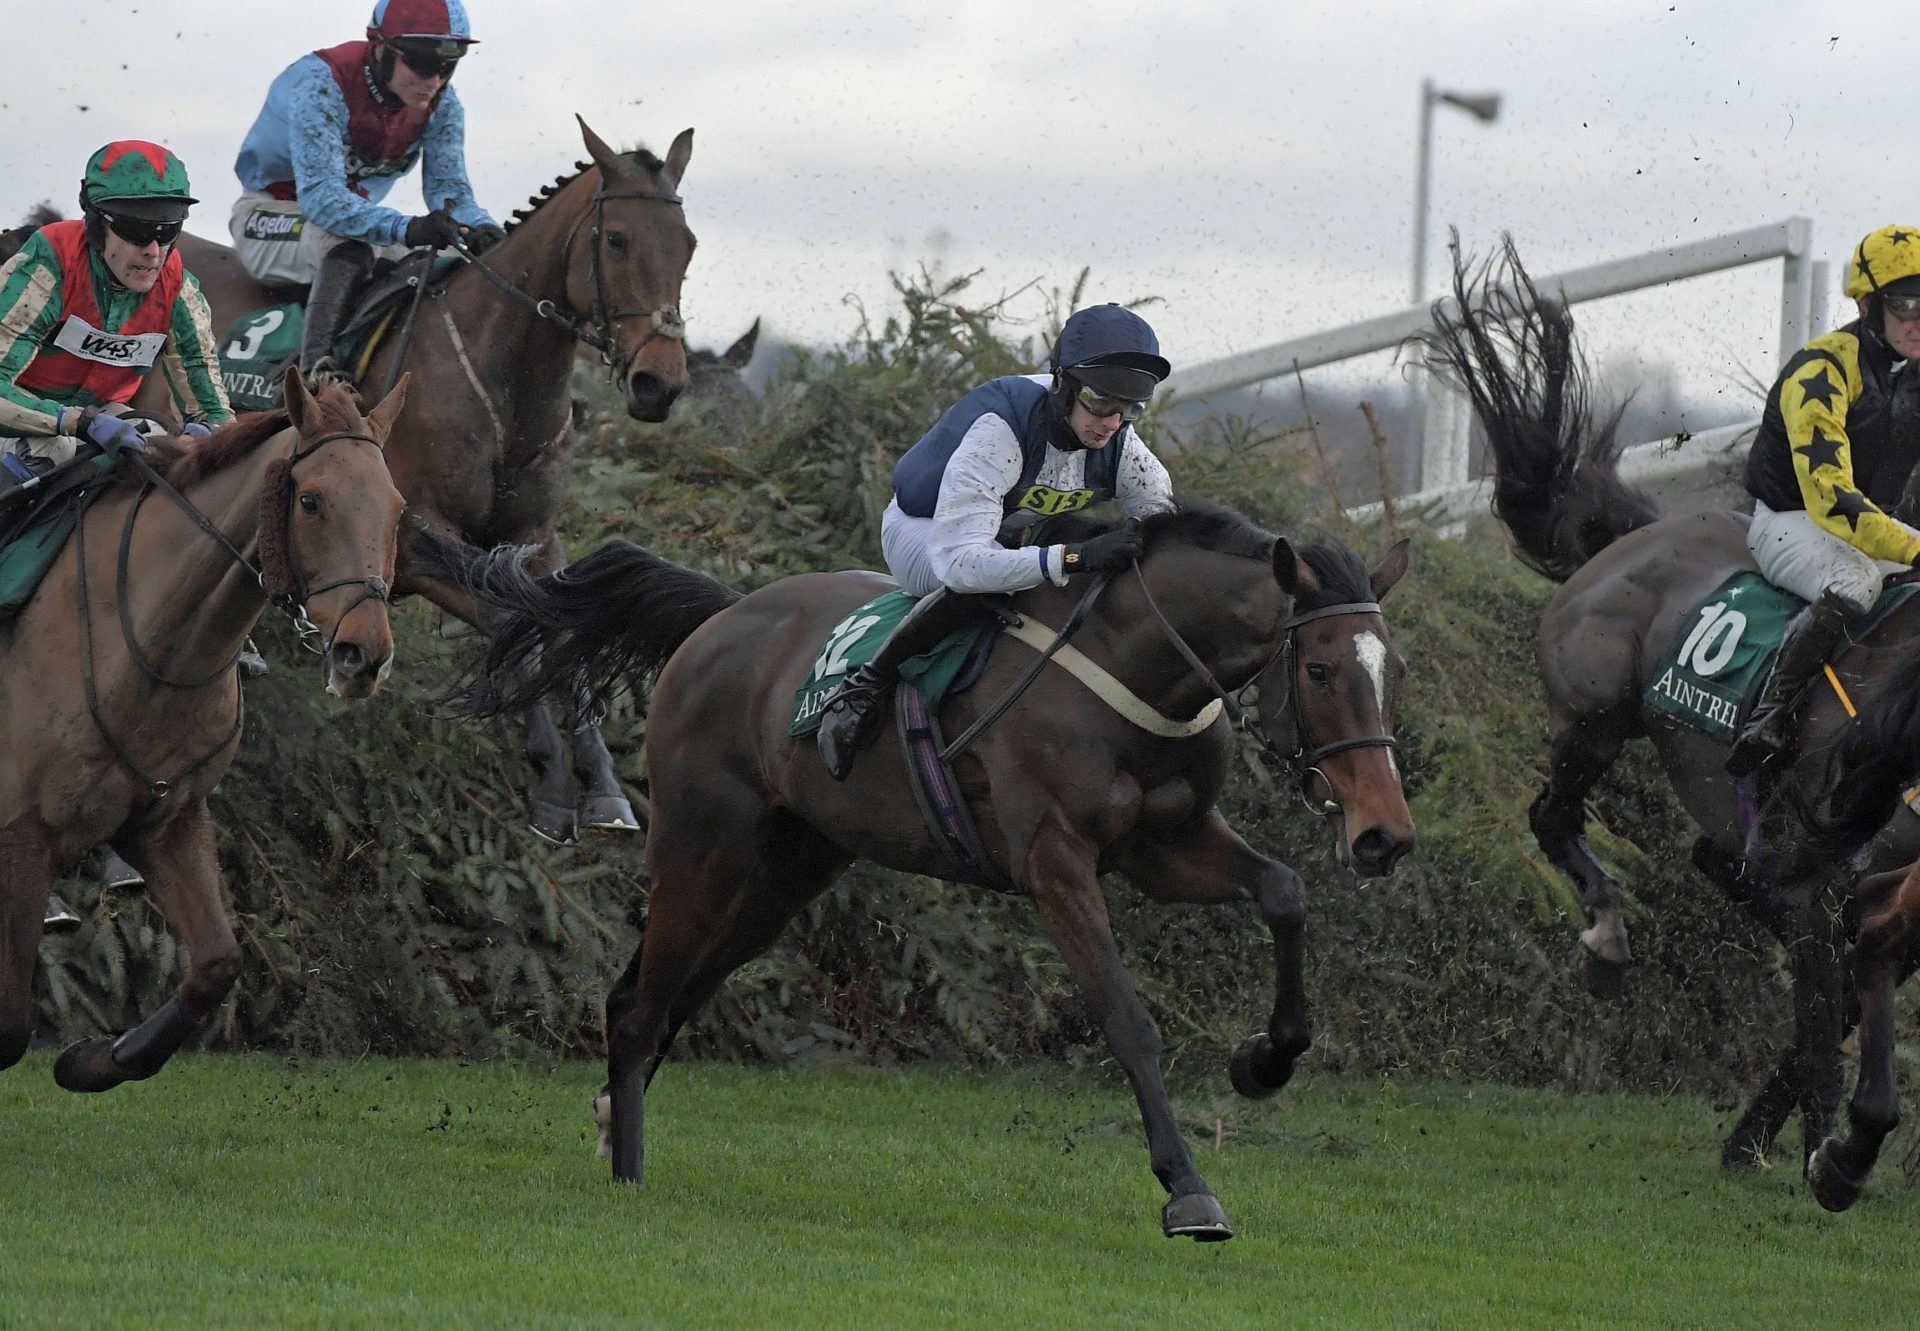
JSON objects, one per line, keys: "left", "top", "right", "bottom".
{"left": 1132, "top": 564, "right": 1400, "bottom": 816}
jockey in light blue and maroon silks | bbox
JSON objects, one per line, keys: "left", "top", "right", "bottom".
{"left": 231, "top": 0, "right": 503, "bottom": 384}
{"left": 0, "top": 140, "right": 230, "bottom": 478}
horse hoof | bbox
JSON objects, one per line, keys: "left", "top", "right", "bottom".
{"left": 1229, "top": 1033, "right": 1290, "bottom": 1099}
{"left": 1162, "top": 1192, "right": 1234, "bottom": 1241}
{"left": 528, "top": 800, "right": 580, "bottom": 846}
{"left": 593, "top": 1090, "right": 613, "bottom": 1160}
{"left": 581, "top": 793, "right": 642, "bottom": 833}
{"left": 1806, "top": 1141, "right": 1866, "bottom": 1213}
{"left": 42, "top": 895, "right": 83, "bottom": 933}
{"left": 1577, "top": 942, "right": 1629, "bottom": 1000}
{"left": 52, "top": 1038, "right": 125, "bottom": 1094}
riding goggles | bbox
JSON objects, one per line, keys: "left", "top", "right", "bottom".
{"left": 103, "top": 214, "right": 183, "bottom": 248}
{"left": 394, "top": 45, "right": 462, "bottom": 78}
{"left": 1884, "top": 293, "right": 1920, "bottom": 321}
{"left": 1073, "top": 382, "right": 1150, "bottom": 423}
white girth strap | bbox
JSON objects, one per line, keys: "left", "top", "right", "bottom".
{"left": 1001, "top": 616, "right": 1224, "bottom": 738}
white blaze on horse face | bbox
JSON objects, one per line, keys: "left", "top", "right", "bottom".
{"left": 1352, "top": 629, "right": 1398, "bottom": 779}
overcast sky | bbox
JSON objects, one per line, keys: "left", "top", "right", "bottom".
{"left": 2, "top": 1, "right": 1903, "bottom": 420}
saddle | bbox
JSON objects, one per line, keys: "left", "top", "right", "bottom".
{"left": 0, "top": 454, "right": 116, "bottom": 624}
{"left": 218, "top": 250, "right": 459, "bottom": 409}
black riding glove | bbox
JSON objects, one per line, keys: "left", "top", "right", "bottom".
{"left": 1061, "top": 525, "right": 1144, "bottom": 576}
{"left": 405, "top": 208, "right": 465, "bottom": 250}
{"left": 465, "top": 223, "right": 507, "bottom": 255}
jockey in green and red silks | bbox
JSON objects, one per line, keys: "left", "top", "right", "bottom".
{"left": 231, "top": 0, "right": 503, "bottom": 385}
{"left": 0, "top": 140, "right": 231, "bottom": 475}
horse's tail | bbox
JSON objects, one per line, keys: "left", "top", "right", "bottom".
{"left": 1796, "top": 655, "right": 1920, "bottom": 851}
{"left": 1419, "top": 235, "right": 1659, "bottom": 582}
{"left": 408, "top": 526, "right": 742, "bottom": 717}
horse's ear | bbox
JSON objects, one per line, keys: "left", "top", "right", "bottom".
{"left": 1370, "top": 538, "right": 1412, "bottom": 602}
{"left": 723, "top": 318, "right": 759, "bottom": 368}
{"left": 365, "top": 372, "right": 411, "bottom": 445}
{"left": 282, "top": 365, "right": 314, "bottom": 431}
{"left": 664, "top": 128, "right": 694, "bottom": 188}
{"left": 576, "top": 115, "right": 621, "bottom": 174}
{"left": 1274, "top": 537, "right": 1320, "bottom": 598}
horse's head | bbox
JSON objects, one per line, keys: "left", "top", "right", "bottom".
{"left": 572, "top": 119, "right": 697, "bottom": 422}
{"left": 271, "top": 369, "right": 410, "bottom": 697}
{"left": 1260, "top": 537, "right": 1417, "bottom": 876}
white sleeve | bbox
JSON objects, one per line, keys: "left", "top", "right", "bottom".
{"left": 1115, "top": 428, "right": 1175, "bottom": 517}
{"left": 925, "top": 414, "right": 1053, "bottom": 594}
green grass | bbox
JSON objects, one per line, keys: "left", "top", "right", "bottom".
{"left": 1, "top": 1053, "right": 1916, "bottom": 1329}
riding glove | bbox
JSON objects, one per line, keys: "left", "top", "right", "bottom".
{"left": 1061, "top": 525, "right": 1144, "bottom": 576}
{"left": 405, "top": 208, "right": 465, "bottom": 250}
{"left": 466, "top": 223, "right": 507, "bottom": 255}
{"left": 181, "top": 421, "right": 214, "bottom": 439}
{"left": 78, "top": 409, "right": 148, "bottom": 456}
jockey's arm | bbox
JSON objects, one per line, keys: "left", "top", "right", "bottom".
{"left": 926, "top": 415, "right": 1059, "bottom": 594}
{"left": 1114, "top": 428, "right": 1175, "bottom": 519}
{"left": 285, "top": 61, "right": 415, "bottom": 248}
{"left": 154, "top": 274, "right": 233, "bottom": 428}
{"left": 418, "top": 91, "right": 498, "bottom": 231}
{"left": 0, "top": 233, "right": 78, "bottom": 437}
{"left": 1784, "top": 335, "right": 1920, "bottom": 564}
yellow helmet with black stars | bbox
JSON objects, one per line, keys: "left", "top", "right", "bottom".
{"left": 1846, "top": 224, "right": 1920, "bottom": 300}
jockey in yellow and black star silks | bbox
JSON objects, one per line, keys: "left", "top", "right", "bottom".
{"left": 1727, "top": 223, "right": 1920, "bottom": 776}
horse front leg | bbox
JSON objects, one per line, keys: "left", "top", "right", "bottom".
{"left": 569, "top": 677, "right": 639, "bottom": 833}
{"left": 522, "top": 692, "right": 579, "bottom": 845}
{"left": 0, "top": 822, "right": 57, "bottom": 1071}
{"left": 1809, "top": 866, "right": 1920, "bottom": 1211}
{"left": 1115, "top": 810, "right": 1308, "bottom": 1098}
{"left": 53, "top": 803, "right": 239, "bottom": 1092}
{"left": 1027, "top": 818, "right": 1232, "bottom": 1241}
{"left": 1774, "top": 871, "right": 1849, "bottom": 1170}
{"left": 1532, "top": 718, "right": 1632, "bottom": 997}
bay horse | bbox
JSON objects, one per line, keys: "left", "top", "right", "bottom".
{"left": 1420, "top": 238, "right": 1920, "bottom": 1180}
{"left": 419, "top": 504, "right": 1415, "bottom": 1240}
{"left": 137, "top": 118, "right": 698, "bottom": 845}
{"left": 0, "top": 370, "right": 407, "bottom": 1090}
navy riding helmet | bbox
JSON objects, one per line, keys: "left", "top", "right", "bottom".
{"left": 1050, "top": 304, "right": 1171, "bottom": 402}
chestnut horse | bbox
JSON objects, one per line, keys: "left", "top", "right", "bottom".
{"left": 0, "top": 371, "right": 407, "bottom": 1091}
{"left": 421, "top": 505, "right": 1416, "bottom": 1241}
{"left": 136, "top": 119, "right": 698, "bottom": 845}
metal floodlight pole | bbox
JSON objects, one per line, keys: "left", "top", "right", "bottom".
{"left": 1412, "top": 80, "right": 1503, "bottom": 306}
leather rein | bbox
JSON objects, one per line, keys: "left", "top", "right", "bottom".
{"left": 75, "top": 428, "right": 390, "bottom": 799}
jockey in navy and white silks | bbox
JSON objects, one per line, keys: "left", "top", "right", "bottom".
{"left": 816, "top": 303, "right": 1176, "bottom": 779}
{"left": 231, "top": 0, "right": 502, "bottom": 382}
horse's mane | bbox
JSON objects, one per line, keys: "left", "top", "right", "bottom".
{"left": 0, "top": 204, "right": 62, "bottom": 266}
{"left": 1048, "top": 498, "right": 1375, "bottom": 611}
{"left": 150, "top": 382, "right": 365, "bottom": 487}
{"left": 503, "top": 147, "right": 671, "bottom": 235}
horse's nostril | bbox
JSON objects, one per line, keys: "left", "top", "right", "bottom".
{"left": 334, "top": 643, "right": 366, "bottom": 675}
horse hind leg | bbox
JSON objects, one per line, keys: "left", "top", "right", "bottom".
{"left": 0, "top": 823, "right": 57, "bottom": 1071}
{"left": 1531, "top": 719, "right": 1632, "bottom": 997}
{"left": 568, "top": 683, "right": 640, "bottom": 833}
{"left": 53, "top": 804, "right": 239, "bottom": 1092}
{"left": 522, "top": 696, "right": 580, "bottom": 845}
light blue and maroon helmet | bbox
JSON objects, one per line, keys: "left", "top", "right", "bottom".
{"left": 368, "top": 0, "right": 478, "bottom": 61}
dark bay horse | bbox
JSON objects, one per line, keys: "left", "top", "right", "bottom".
{"left": 421, "top": 505, "right": 1415, "bottom": 1240}
{"left": 1421, "top": 239, "right": 1920, "bottom": 1181}
{"left": 0, "top": 371, "right": 407, "bottom": 1089}
{"left": 136, "top": 119, "right": 698, "bottom": 845}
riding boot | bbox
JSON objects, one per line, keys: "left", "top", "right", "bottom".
{"left": 817, "top": 589, "right": 986, "bottom": 780}
{"left": 299, "top": 241, "right": 376, "bottom": 386}
{"left": 1725, "top": 592, "right": 1854, "bottom": 778}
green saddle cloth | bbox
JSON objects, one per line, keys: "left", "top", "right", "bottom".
{"left": 790, "top": 590, "right": 990, "bottom": 736}
{"left": 0, "top": 456, "right": 116, "bottom": 623}
{"left": 1646, "top": 571, "right": 1920, "bottom": 741}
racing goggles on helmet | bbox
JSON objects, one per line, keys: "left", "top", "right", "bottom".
{"left": 392, "top": 38, "right": 464, "bottom": 78}
{"left": 102, "top": 212, "right": 182, "bottom": 248}
{"left": 1072, "top": 382, "right": 1150, "bottom": 423}
{"left": 1884, "top": 293, "right": 1920, "bottom": 321}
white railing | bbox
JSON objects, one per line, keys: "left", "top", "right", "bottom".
{"left": 1160, "top": 219, "right": 1821, "bottom": 520}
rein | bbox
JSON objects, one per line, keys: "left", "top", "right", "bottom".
{"left": 74, "top": 428, "right": 390, "bottom": 799}
{"left": 1130, "top": 562, "right": 1399, "bottom": 816}
{"left": 446, "top": 182, "right": 687, "bottom": 380}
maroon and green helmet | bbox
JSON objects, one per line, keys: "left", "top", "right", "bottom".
{"left": 80, "top": 141, "right": 196, "bottom": 224}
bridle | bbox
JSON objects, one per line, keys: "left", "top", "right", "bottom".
{"left": 449, "top": 180, "right": 688, "bottom": 381}
{"left": 75, "top": 428, "right": 391, "bottom": 798}
{"left": 1131, "top": 563, "right": 1400, "bottom": 816}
